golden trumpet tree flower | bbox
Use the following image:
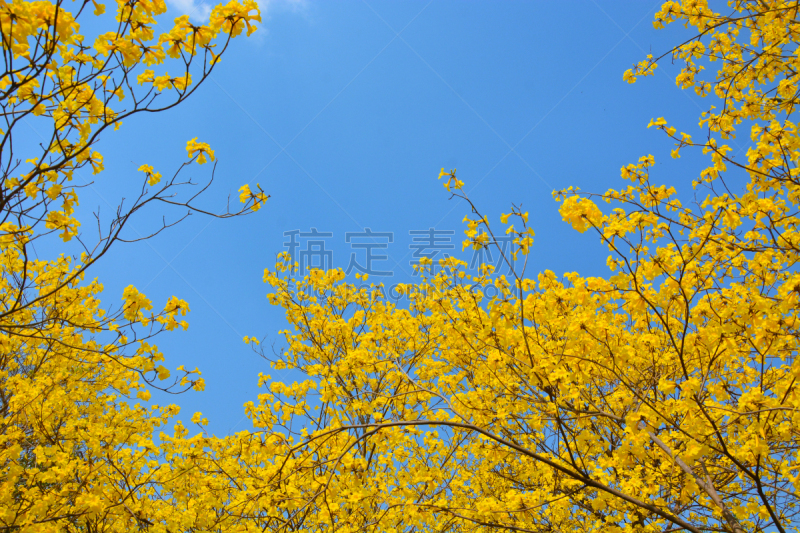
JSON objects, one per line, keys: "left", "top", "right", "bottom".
{"left": 232, "top": 3, "right": 800, "bottom": 533}
{"left": 0, "top": 0, "right": 265, "bottom": 530}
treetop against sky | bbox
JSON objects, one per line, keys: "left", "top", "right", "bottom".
{"left": 4, "top": 1, "right": 799, "bottom": 532}
{"left": 85, "top": 1, "right": 702, "bottom": 436}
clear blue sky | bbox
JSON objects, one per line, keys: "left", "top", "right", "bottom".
{"left": 74, "top": 0, "right": 713, "bottom": 436}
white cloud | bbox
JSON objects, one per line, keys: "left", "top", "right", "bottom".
{"left": 167, "top": 0, "right": 305, "bottom": 23}
{"left": 256, "top": 0, "right": 307, "bottom": 21}
{"left": 245, "top": 0, "right": 308, "bottom": 42}
{"left": 166, "top": 0, "right": 212, "bottom": 21}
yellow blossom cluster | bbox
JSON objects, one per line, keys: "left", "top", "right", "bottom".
{"left": 0, "top": 0, "right": 264, "bottom": 529}
{"left": 230, "top": 3, "right": 800, "bottom": 533}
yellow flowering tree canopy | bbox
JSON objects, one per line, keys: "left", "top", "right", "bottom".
{"left": 234, "top": 2, "right": 800, "bottom": 533}
{"left": 6, "top": 0, "right": 800, "bottom": 533}
{"left": 0, "top": 0, "right": 266, "bottom": 529}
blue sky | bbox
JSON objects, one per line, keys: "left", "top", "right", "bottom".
{"left": 68, "top": 0, "right": 717, "bottom": 436}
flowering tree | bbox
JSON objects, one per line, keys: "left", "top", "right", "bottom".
{"left": 240, "top": 2, "right": 800, "bottom": 533}
{"left": 0, "top": 0, "right": 268, "bottom": 530}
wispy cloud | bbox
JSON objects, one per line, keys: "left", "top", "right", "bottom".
{"left": 166, "top": 0, "right": 211, "bottom": 21}
{"left": 259, "top": 0, "right": 306, "bottom": 16}
{"left": 167, "top": 0, "right": 305, "bottom": 23}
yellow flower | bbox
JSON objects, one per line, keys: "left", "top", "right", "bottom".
{"left": 46, "top": 183, "right": 62, "bottom": 200}
{"left": 647, "top": 117, "right": 667, "bottom": 128}
{"left": 156, "top": 365, "right": 170, "bottom": 380}
{"left": 137, "top": 70, "right": 155, "bottom": 85}
{"left": 186, "top": 137, "right": 215, "bottom": 164}
{"left": 138, "top": 164, "right": 162, "bottom": 185}
{"left": 239, "top": 184, "right": 251, "bottom": 203}
{"left": 89, "top": 151, "right": 104, "bottom": 174}
{"left": 172, "top": 73, "right": 192, "bottom": 91}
